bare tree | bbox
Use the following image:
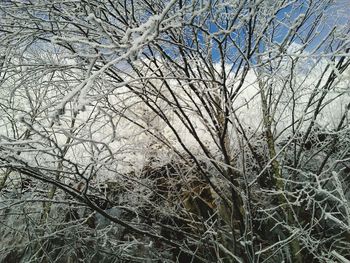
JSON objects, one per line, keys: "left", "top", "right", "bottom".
{"left": 0, "top": 0, "right": 349, "bottom": 262}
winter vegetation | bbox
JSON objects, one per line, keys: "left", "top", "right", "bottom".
{"left": 0, "top": 0, "right": 349, "bottom": 262}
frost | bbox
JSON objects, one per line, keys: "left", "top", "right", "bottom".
{"left": 0, "top": 0, "right": 349, "bottom": 262}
